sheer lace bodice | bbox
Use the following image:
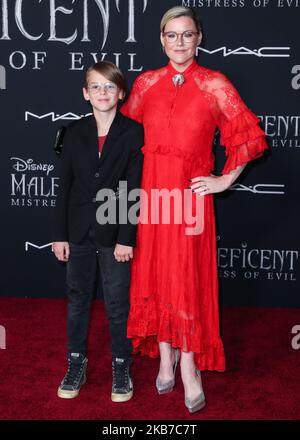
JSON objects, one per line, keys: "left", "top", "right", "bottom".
{"left": 122, "top": 59, "right": 268, "bottom": 175}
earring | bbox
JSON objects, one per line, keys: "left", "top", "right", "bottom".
{"left": 162, "top": 45, "right": 165, "bottom": 53}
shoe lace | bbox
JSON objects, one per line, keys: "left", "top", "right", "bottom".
{"left": 63, "top": 361, "right": 83, "bottom": 385}
{"left": 112, "top": 362, "right": 129, "bottom": 389}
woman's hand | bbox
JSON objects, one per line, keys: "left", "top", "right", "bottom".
{"left": 189, "top": 174, "right": 232, "bottom": 196}
{"left": 114, "top": 244, "right": 133, "bottom": 262}
{"left": 52, "top": 241, "right": 70, "bottom": 262}
{"left": 189, "top": 165, "right": 247, "bottom": 196}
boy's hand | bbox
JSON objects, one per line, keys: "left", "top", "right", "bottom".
{"left": 52, "top": 241, "right": 70, "bottom": 262}
{"left": 114, "top": 244, "right": 133, "bottom": 262}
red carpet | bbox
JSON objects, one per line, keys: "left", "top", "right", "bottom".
{"left": 0, "top": 298, "right": 299, "bottom": 420}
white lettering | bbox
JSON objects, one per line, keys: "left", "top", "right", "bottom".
{"left": 33, "top": 52, "right": 47, "bottom": 70}
{"left": 48, "top": 0, "right": 77, "bottom": 45}
{"left": 15, "top": 0, "right": 43, "bottom": 40}
{"left": 9, "top": 51, "right": 26, "bottom": 69}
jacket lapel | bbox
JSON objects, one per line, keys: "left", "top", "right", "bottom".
{"left": 81, "top": 115, "right": 99, "bottom": 172}
{"left": 98, "top": 111, "right": 122, "bottom": 169}
{"left": 82, "top": 111, "right": 124, "bottom": 173}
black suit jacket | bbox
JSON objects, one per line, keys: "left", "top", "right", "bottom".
{"left": 53, "top": 111, "right": 144, "bottom": 247}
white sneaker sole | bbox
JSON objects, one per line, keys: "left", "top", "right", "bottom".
{"left": 57, "top": 388, "right": 80, "bottom": 399}
{"left": 111, "top": 390, "right": 133, "bottom": 402}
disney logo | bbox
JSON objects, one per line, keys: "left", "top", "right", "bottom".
{"left": 10, "top": 158, "right": 54, "bottom": 176}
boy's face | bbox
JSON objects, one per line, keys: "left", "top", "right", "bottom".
{"left": 83, "top": 70, "right": 124, "bottom": 113}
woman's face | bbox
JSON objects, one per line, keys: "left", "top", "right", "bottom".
{"left": 160, "top": 16, "right": 202, "bottom": 71}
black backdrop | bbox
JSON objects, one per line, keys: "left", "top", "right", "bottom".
{"left": 1, "top": 0, "right": 299, "bottom": 306}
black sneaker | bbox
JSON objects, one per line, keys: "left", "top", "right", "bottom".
{"left": 57, "top": 353, "right": 87, "bottom": 399}
{"left": 111, "top": 358, "right": 133, "bottom": 402}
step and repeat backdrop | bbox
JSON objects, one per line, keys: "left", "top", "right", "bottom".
{"left": 0, "top": 0, "right": 299, "bottom": 306}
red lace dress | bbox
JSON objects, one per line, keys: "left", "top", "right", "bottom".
{"left": 121, "top": 59, "right": 268, "bottom": 371}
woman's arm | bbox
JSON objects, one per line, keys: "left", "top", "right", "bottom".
{"left": 190, "top": 72, "right": 268, "bottom": 196}
{"left": 190, "top": 164, "right": 246, "bottom": 196}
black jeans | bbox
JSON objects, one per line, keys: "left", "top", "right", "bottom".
{"left": 66, "top": 227, "right": 132, "bottom": 360}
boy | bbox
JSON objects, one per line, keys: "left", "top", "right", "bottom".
{"left": 52, "top": 61, "right": 144, "bottom": 402}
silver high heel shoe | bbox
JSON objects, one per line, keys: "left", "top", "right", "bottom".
{"left": 156, "top": 348, "right": 180, "bottom": 394}
{"left": 185, "top": 370, "right": 206, "bottom": 413}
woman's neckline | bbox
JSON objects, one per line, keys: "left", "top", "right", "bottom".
{"left": 167, "top": 58, "right": 198, "bottom": 76}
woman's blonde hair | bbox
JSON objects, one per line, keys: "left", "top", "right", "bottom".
{"left": 160, "top": 6, "right": 201, "bottom": 33}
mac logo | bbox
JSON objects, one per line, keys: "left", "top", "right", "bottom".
{"left": 197, "top": 46, "right": 291, "bottom": 58}
{"left": 229, "top": 184, "right": 285, "bottom": 195}
{"left": 25, "top": 112, "right": 92, "bottom": 122}
{"left": 25, "top": 242, "right": 53, "bottom": 251}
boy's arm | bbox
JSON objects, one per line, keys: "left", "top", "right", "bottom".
{"left": 52, "top": 127, "right": 74, "bottom": 242}
{"left": 116, "top": 124, "right": 144, "bottom": 247}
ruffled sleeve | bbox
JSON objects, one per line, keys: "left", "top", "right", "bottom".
{"left": 220, "top": 110, "right": 268, "bottom": 174}
{"left": 212, "top": 73, "right": 268, "bottom": 175}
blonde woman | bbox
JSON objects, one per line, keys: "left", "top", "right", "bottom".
{"left": 122, "top": 6, "right": 268, "bottom": 413}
